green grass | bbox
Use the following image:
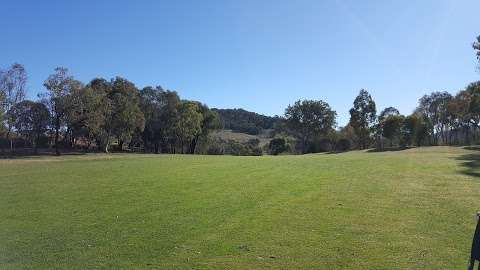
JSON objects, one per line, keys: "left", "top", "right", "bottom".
{"left": 1, "top": 146, "right": 480, "bottom": 269}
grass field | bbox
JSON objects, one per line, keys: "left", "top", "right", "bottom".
{"left": 1, "top": 147, "right": 480, "bottom": 269}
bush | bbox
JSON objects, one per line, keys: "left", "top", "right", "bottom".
{"left": 335, "top": 138, "right": 351, "bottom": 152}
{"left": 206, "top": 138, "right": 263, "bottom": 156}
{"left": 268, "top": 137, "right": 288, "bottom": 155}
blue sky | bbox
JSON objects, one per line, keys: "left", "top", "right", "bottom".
{"left": 1, "top": 0, "right": 479, "bottom": 125}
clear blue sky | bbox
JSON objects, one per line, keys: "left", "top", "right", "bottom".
{"left": 1, "top": 0, "right": 479, "bottom": 125}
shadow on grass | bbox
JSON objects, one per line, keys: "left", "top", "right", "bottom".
{"left": 0, "top": 148, "right": 89, "bottom": 159}
{"left": 366, "top": 146, "right": 412, "bottom": 153}
{"left": 454, "top": 146, "right": 480, "bottom": 177}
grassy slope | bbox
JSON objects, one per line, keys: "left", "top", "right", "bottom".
{"left": 1, "top": 147, "right": 480, "bottom": 269}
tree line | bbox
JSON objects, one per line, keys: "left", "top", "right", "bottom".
{"left": 1, "top": 35, "right": 479, "bottom": 156}
{"left": 0, "top": 67, "right": 222, "bottom": 155}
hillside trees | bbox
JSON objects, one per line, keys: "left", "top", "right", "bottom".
{"left": 213, "top": 108, "right": 281, "bottom": 135}
{"left": 349, "top": 89, "right": 376, "bottom": 149}
{"left": 285, "top": 99, "right": 336, "bottom": 153}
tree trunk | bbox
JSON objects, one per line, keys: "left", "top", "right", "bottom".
{"left": 34, "top": 134, "right": 39, "bottom": 155}
{"left": 54, "top": 129, "right": 60, "bottom": 156}
{"left": 104, "top": 141, "right": 109, "bottom": 153}
{"left": 118, "top": 140, "right": 124, "bottom": 151}
{"left": 6, "top": 128, "right": 13, "bottom": 153}
{"left": 189, "top": 136, "right": 199, "bottom": 154}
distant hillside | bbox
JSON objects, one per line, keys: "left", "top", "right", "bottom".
{"left": 211, "top": 129, "right": 273, "bottom": 147}
{"left": 212, "top": 108, "right": 282, "bottom": 135}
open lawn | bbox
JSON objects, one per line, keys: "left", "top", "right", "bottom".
{"left": 1, "top": 146, "right": 480, "bottom": 269}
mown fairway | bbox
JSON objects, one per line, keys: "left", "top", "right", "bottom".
{"left": 1, "top": 147, "right": 480, "bottom": 269}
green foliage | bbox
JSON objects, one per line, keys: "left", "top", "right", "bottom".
{"left": 285, "top": 99, "right": 336, "bottom": 153}
{"left": 176, "top": 101, "right": 203, "bottom": 153}
{"left": 382, "top": 115, "right": 404, "bottom": 147}
{"left": 66, "top": 84, "right": 107, "bottom": 148}
{"left": 109, "top": 77, "right": 145, "bottom": 150}
{"left": 378, "top": 107, "right": 399, "bottom": 122}
{"left": 7, "top": 100, "right": 50, "bottom": 152}
{"left": 268, "top": 137, "right": 289, "bottom": 155}
{"left": 139, "top": 87, "right": 221, "bottom": 154}
{"left": 213, "top": 108, "right": 280, "bottom": 135}
{"left": 206, "top": 137, "right": 263, "bottom": 156}
{"left": 43, "top": 67, "right": 77, "bottom": 154}
{"left": 402, "top": 113, "right": 429, "bottom": 146}
{"left": 416, "top": 91, "right": 452, "bottom": 144}
{"left": 349, "top": 89, "right": 377, "bottom": 149}
{"left": 335, "top": 138, "right": 351, "bottom": 152}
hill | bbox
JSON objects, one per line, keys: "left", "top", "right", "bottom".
{"left": 212, "top": 108, "right": 281, "bottom": 135}
{"left": 1, "top": 146, "right": 479, "bottom": 269}
{"left": 211, "top": 129, "right": 272, "bottom": 147}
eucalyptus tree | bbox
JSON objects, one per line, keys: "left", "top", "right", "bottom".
{"left": 186, "top": 101, "right": 222, "bottom": 154}
{"left": 175, "top": 101, "right": 203, "bottom": 154}
{"left": 402, "top": 113, "right": 429, "bottom": 146}
{"left": 65, "top": 84, "right": 107, "bottom": 150}
{"left": 447, "top": 90, "right": 472, "bottom": 144}
{"left": 382, "top": 115, "right": 404, "bottom": 147}
{"left": 416, "top": 91, "right": 452, "bottom": 144}
{"left": 349, "top": 89, "right": 376, "bottom": 149}
{"left": 8, "top": 100, "right": 50, "bottom": 154}
{"left": 43, "top": 67, "right": 76, "bottom": 155}
{"left": 0, "top": 63, "right": 27, "bottom": 152}
{"left": 108, "top": 77, "right": 145, "bottom": 151}
{"left": 378, "top": 107, "right": 400, "bottom": 122}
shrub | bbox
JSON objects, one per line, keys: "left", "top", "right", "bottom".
{"left": 268, "top": 137, "right": 288, "bottom": 155}
{"left": 336, "top": 138, "right": 351, "bottom": 152}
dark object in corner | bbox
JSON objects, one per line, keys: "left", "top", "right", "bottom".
{"left": 468, "top": 213, "right": 480, "bottom": 270}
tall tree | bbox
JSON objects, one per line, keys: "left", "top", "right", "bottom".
{"left": 467, "top": 81, "right": 480, "bottom": 143}
{"left": 447, "top": 90, "right": 472, "bottom": 144}
{"left": 175, "top": 101, "right": 203, "bottom": 154}
{"left": 140, "top": 86, "right": 164, "bottom": 153}
{"left": 0, "top": 63, "right": 27, "bottom": 152}
{"left": 87, "top": 78, "right": 113, "bottom": 152}
{"left": 43, "top": 67, "right": 75, "bottom": 155}
{"left": 349, "top": 89, "right": 377, "bottom": 149}
{"left": 382, "top": 115, "right": 404, "bottom": 147}
{"left": 416, "top": 91, "right": 452, "bottom": 145}
{"left": 187, "top": 102, "right": 221, "bottom": 154}
{"left": 378, "top": 107, "right": 400, "bottom": 122}
{"left": 285, "top": 99, "right": 337, "bottom": 153}
{"left": 8, "top": 100, "right": 50, "bottom": 154}
{"left": 66, "top": 84, "right": 107, "bottom": 150}
{"left": 402, "top": 113, "right": 429, "bottom": 146}
{"left": 109, "top": 77, "right": 145, "bottom": 151}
